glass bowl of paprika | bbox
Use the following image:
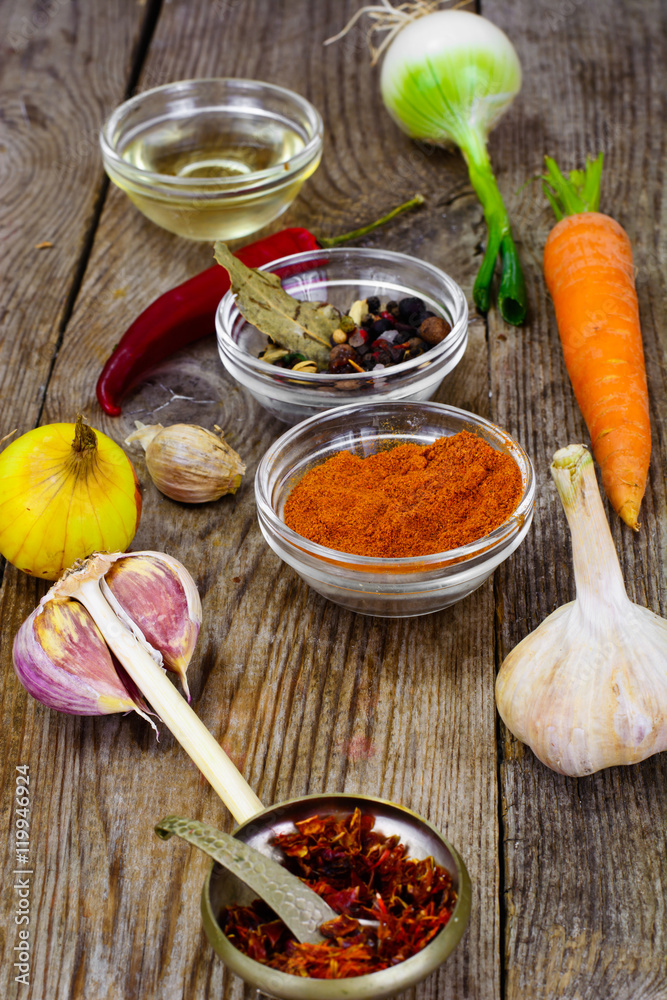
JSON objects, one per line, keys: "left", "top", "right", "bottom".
{"left": 255, "top": 400, "right": 535, "bottom": 617}
{"left": 216, "top": 247, "right": 468, "bottom": 425}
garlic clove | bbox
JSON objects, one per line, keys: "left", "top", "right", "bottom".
{"left": 13, "top": 596, "right": 143, "bottom": 716}
{"left": 126, "top": 422, "right": 246, "bottom": 504}
{"left": 101, "top": 551, "right": 202, "bottom": 699}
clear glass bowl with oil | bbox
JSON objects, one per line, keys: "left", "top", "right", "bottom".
{"left": 100, "top": 79, "right": 323, "bottom": 241}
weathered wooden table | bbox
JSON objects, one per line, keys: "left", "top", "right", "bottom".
{"left": 1, "top": 1, "right": 665, "bottom": 998}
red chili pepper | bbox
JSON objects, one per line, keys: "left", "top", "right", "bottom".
{"left": 96, "top": 195, "right": 424, "bottom": 415}
{"left": 96, "top": 228, "right": 319, "bottom": 416}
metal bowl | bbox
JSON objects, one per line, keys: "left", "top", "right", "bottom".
{"left": 201, "top": 793, "right": 471, "bottom": 1000}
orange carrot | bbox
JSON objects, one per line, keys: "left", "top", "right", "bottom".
{"left": 542, "top": 153, "right": 651, "bottom": 530}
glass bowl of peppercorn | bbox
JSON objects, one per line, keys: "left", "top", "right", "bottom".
{"left": 216, "top": 246, "right": 468, "bottom": 424}
{"left": 255, "top": 400, "right": 535, "bottom": 617}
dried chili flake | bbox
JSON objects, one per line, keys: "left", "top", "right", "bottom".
{"left": 220, "top": 809, "right": 457, "bottom": 979}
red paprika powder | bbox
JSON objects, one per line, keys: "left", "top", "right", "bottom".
{"left": 283, "top": 430, "right": 523, "bottom": 558}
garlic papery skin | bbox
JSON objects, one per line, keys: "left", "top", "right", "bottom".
{"left": 126, "top": 422, "right": 246, "bottom": 503}
{"left": 101, "top": 551, "right": 201, "bottom": 699}
{"left": 14, "top": 596, "right": 147, "bottom": 718}
{"left": 13, "top": 552, "right": 264, "bottom": 824}
{"left": 495, "top": 444, "right": 667, "bottom": 777}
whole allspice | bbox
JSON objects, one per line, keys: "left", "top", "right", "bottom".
{"left": 419, "top": 316, "right": 452, "bottom": 345}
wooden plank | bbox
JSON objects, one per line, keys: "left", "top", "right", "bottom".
{"left": 484, "top": 0, "right": 667, "bottom": 997}
{"left": 0, "top": 0, "right": 155, "bottom": 435}
{"left": 0, "top": 2, "right": 172, "bottom": 1000}
{"left": 32, "top": 1, "right": 502, "bottom": 998}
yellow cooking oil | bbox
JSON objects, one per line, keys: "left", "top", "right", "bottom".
{"left": 115, "top": 112, "right": 319, "bottom": 240}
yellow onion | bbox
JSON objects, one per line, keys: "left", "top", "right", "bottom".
{"left": 0, "top": 416, "right": 141, "bottom": 579}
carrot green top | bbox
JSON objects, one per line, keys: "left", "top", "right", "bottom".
{"left": 542, "top": 152, "right": 604, "bottom": 220}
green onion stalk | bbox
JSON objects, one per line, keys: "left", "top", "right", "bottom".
{"left": 327, "top": 4, "right": 527, "bottom": 325}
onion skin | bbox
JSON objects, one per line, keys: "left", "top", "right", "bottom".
{"left": 0, "top": 420, "right": 142, "bottom": 580}
{"left": 13, "top": 597, "right": 139, "bottom": 715}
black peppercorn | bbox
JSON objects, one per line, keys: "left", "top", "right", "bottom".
{"left": 398, "top": 296, "right": 424, "bottom": 321}
{"left": 370, "top": 318, "right": 392, "bottom": 337}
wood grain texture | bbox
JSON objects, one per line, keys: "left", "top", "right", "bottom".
{"left": 0, "top": 0, "right": 153, "bottom": 437}
{"left": 484, "top": 1, "right": 667, "bottom": 997}
{"left": 3, "top": 1, "right": 500, "bottom": 998}
{"left": 0, "top": 4, "right": 165, "bottom": 1000}
{"left": 0, "top": 0, "right": 665, "bottom": 999}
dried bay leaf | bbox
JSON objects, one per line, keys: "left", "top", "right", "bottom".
{"left": 214, "top": 242, "right": 337, "bottom": 369}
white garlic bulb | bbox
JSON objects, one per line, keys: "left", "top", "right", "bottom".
{"left": 495, "top": 444, "right": 667, "bottom": 777}
{"left": 126, "top": 422, "right": 246, "bottom": 503}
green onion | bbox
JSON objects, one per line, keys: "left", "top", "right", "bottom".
{"left": 327, "top": 5, "right": 527, "bottom": 325}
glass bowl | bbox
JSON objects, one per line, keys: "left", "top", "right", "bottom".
{"left": 100, "top": 78, "right": 323, "bottom": 240}
{"left": 255, "top": 401, "right": 535, "bottom": 617}
{"left": 201, "top": 793, "right": 472, "bottom": 1000}
{"left": 216, "top": 247, "right": 468, "bottom": 424}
